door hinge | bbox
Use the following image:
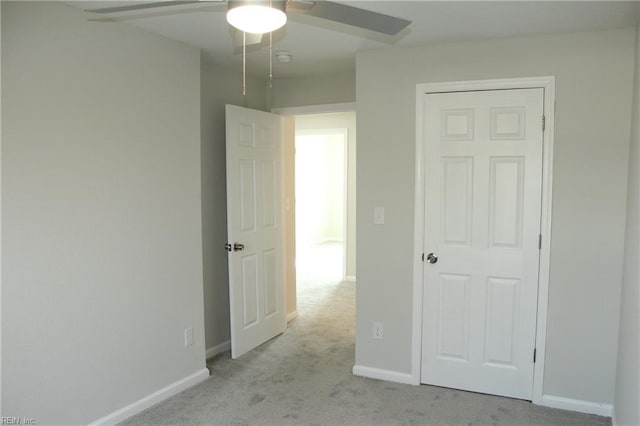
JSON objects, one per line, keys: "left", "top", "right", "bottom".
{"left": 533, "top": 348, "right": 537, "bottom": 363}
{"left": 538, "top": 234, "right": 542, "bottom": 250}
{"left": 542, "top": 115, "right": 546, "bottom": 131}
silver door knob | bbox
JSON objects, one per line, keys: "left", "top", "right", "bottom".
{"left": 426, "top": 253, "right": 438, "bottom": 264}
{"left": 224, "top": 243, "right": 232, "bottom": 252}
{"left": 233, "top": 243, "right": 245, "bottom": 252}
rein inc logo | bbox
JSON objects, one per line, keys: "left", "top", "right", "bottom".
{"left": 1, "top": 418, "right": 35, "bottom": 425}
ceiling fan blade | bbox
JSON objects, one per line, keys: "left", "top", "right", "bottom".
{"left": 84, "top": 0, "right": 226, "bottom": 21}
{"left": 289, "top": 1, "right": 411, "bottom": 35}
{"left": 86, "top": 1, "right": 202, "bottom": 14}
{"left": 286, "top": 0, "right": 314, "bottom": 12}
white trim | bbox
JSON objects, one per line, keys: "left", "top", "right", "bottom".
{"left": 0, "top": 4, "right": 3, "bottom": 415}
{"left": 206, "top": 340, "right": 231, "bottom": 359}
{"left": 532, "top": 77, "right": 556, "bottom": 405}
{"left": 541, "top": 395, "right": 613, "bottom": 417}
{"left": 342, "top": 129, "right": 349, "bottom": 282}
{"left": 352, "top": 365, "right": 416, "bottom": 385}
{"left": 411, "top": 76, "right": 556, "bottom": 401}
{"left": 345, "top": 275, "right": 357, "bottom": 282}
{"left": 287, "top": 310, "right": 299, "bottom": 323}
{"left": 90, "top": 368, "right": 210, "bottom": 425}
{"left": 271, "top": 102, "right": 356, "bottom": 116}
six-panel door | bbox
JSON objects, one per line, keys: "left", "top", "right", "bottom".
{"left": 421, "top": 89, "right": 544, "bottom": 400}
{"left": 226, "top": 104, "right": 285, "bottom": 359}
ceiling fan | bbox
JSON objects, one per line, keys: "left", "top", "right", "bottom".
{"left": 84, "top": 0, "right": 412, "bottom": 37}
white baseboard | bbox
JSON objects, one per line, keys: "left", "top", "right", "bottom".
{"left": 541, "top": 394, "right": 613, "bottom": 417}
{"left": 345, "top": 275, "right": 356, "bottom": 282}
{"left": 287, "top": 310, "right": 298, "bottom": 323}
{"left": 91, "top": 368, "right": 210, "bottom": 425}
{"left": 206, "top": 340, "right": 231, "bottom": 359}
{"left": 352, "top": 364, "right": 418, "bottom": 386}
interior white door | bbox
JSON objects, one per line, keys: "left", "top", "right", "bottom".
{"left": 225, "top": 104, "right": 285, "bottom": 359}
{"left": 421, "top": 88, "right": 544, "bottom": 399}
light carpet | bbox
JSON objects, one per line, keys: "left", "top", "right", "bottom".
{"left": 121, "top": 275, "right": 610, "bottom": 425}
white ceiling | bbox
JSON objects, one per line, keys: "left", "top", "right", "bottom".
{"left": 71, "top": 1, "right": 640, "bottom": 79}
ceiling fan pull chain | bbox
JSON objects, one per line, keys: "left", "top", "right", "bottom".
{"left": 242, "top": 30, "right": 246, "bottom": 96}
{"left": 269, "top": 31, "right": 273, "bottom": 89}
{"left": 269, "top": 0, "right": 273, "bottom": 89}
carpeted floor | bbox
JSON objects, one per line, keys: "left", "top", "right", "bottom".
{"left": 122, "top": 246, "right": 610, "bottom": 426}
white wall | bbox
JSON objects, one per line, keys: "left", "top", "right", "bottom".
{"left": 200, "top": 59, "right": 266, "bottom": 355}
{"left": 2, "top": 3, "right": 205, "bottom": 423}
{"left": 614, "top": 21, "right": 640, "bottom": 426}
{"left": 295, "top": 132, "right": 345, "bottom": 246}
{"left": 296, "top": 112, "right": 356, "bottom": 279}
{"left": 355, "top": 28, "right": 635, "bottom": 406}
{"left": 326, "top": 134, "right": 346, "bottom": 241}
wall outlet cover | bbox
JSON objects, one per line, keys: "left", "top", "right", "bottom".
{"left": 373, "top": 322, "right": 383, "bottom": 340}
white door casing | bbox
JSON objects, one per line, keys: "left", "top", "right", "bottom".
{"left": 420, "top": 88, "right": 545, "bottom": 400}
{"left": 225, "top": 104, "right": 286, "bottom": 359}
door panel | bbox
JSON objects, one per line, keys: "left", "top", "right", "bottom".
{"left": 421, "top": 88, "right": 544, "bottom": 400}
{"left": 226, "top": 104, "right": 285, "bottom": 359}
{"left": 437, "top": 273, "right": 471, "bottom": 362}
{"left": 441, "top": 157, "right": 473, "bottom": 245}
{"left": 489, "top": 157, "right": 524, "bottom": 248}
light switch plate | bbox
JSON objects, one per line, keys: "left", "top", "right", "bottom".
{"left": 374, "top": 207, "right": 385, "bottom": 225}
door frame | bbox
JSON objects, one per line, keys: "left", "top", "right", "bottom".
{"left": 411, "top": 77, "right": 555, "bottom": 405}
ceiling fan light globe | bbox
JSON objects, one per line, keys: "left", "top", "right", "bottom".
{"left": 226, "top": 3, "right": 287, "bottom": 34}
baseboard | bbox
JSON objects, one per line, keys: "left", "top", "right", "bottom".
{"left": 206, "top": 340, "right": 231, "bottom": 359}
{"left": 352, "top": 364, "right": 418, "bottom": 385}
{"left": 91, "top": 368, "right": 210, "bottom": 425}
{"left": 287, "top": 310, "right": 298, "bottom": 323}
{"left": 541, "top": 394, "right": 613, "bottom": 417}
{"left": 345, "top": 275, "right": 356, "bottom": 282}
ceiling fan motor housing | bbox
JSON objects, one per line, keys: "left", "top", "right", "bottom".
{"left": 226, "top": 0, "right": 288, "bottom": 34}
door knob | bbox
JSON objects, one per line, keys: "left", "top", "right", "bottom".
{"left": 233, "top": 243, "right": 245, "bottom": 252}
{"left": 426, "top": 253, "right": 438, "bottom": 264}
{"left": 224, "top": 243, "right": 232, "bottom": 252}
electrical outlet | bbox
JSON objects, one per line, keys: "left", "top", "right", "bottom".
{"left": 373, "top": 322, "right": 383, "bottom": 340}
{"left": 184, "top": 327, "right": 194, "bottom": 347}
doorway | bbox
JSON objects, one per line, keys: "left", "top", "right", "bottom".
{"left": 282, "top": 109, "right": 357, "bottom": 320}
{"left": 295, "top": 128, "right": 347, "bottom": 285}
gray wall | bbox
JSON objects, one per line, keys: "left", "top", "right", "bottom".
{"left": 201, "top": 59, "right": 266, "bottom": 353}
{"left": 355, "top": 28, "right": 635, "bottom": 405}
{"left": 614, "top": 22, "right": 640, "bottom": 426}
{"left": 272, "top": 71, "right": 355, "bottom": 108}
{"left": 2, "top": 2, "right": 205, "bottom": 423}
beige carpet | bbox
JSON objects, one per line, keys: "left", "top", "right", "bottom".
{"left": 122, "top": 257, "right": 610, "bottom": 426}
